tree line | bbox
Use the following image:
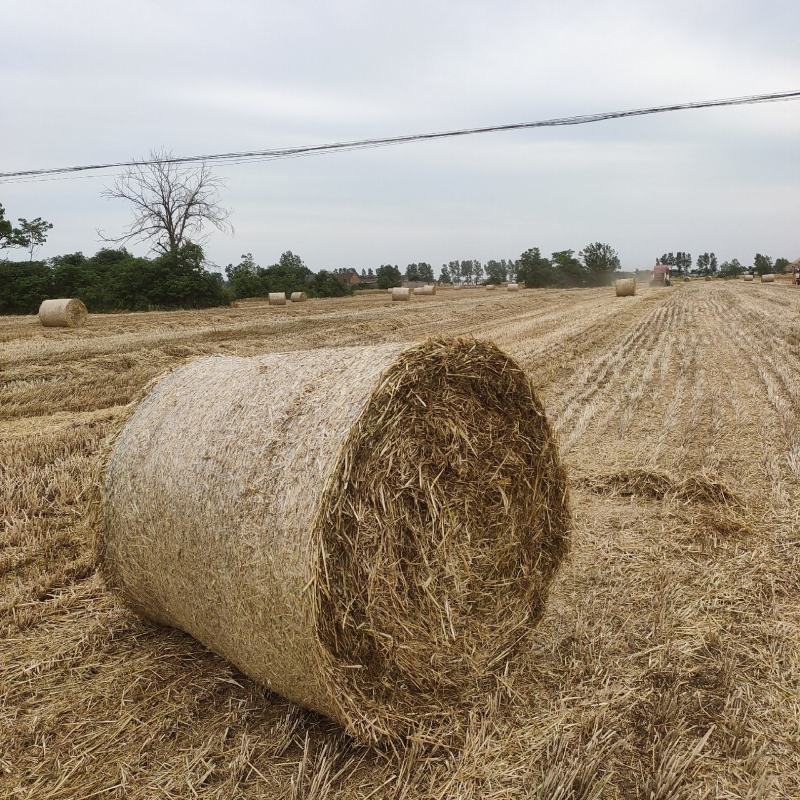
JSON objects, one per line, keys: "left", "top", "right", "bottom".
{"left": 658, "top": 251, "right": 791, "bottom": 277}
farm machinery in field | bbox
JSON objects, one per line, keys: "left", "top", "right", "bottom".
{"left": 650, "top": 261, "right": 671, "bottom": 287}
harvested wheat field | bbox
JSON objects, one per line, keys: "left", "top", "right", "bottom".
{"left": 2, "top": 282, "right": 800, "bottom": 799}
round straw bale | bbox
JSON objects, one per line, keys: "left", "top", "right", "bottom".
{"left": 412, "top": 285, "right": 435, "bottom": 296}
{"left": 290, "top": 292, "right": 308, "bottom": 302}
{"left": 391, "top": 287, "right": 410, "bottom": 301}
{"left": 387, "top": 287, "right": 394, "bottom": 294}
{"left": 615, "top": 278, "right": 636, "bottom": 297}
{"left": 268, "top": 292, "right": 287, "bottom": 305}
{"left": 38, "top": 298, "right": 88, "bottom": 328}
{"left": 743, "top": 274, "right": 754, "bottom": 282}
{"left": 485, "top": 284, "right": 496, "bottom": 290}
{"left": 761, "top": 273, "right": 775, "bottom": 283}
{"left": 102, "top": 338, "right": 570, "bottom": 744}
{"left": 507, "top": 283, "right": 519, "bottom": 292}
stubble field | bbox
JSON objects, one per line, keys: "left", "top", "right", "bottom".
{"left": 1, "top": 281, "right": 798, "bottom": 799}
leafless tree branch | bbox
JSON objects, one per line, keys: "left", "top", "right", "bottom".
{"left": 99, "top": 148, "right": 232, "bottom": 255}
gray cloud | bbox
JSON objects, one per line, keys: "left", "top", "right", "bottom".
{"left": 2, "top": 0, "right": 798, "bottom": 271}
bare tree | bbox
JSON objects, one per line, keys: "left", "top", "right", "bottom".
{"left": 101, "top": 148, "right": 231, "bottom": 255}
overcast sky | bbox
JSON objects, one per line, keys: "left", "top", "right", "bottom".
{"left": 2, "top": 0, "right": 798, "bottom": 273}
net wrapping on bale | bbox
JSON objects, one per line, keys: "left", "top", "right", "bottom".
{"left": 38, "top": 298, "right": 88, "bottom": 328}
{"left": 102, "top": 338, "right": 570, "bottom": 745}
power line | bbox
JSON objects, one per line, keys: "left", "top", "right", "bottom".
{"left": 1, "top": 89, "right": 798, "bottom": 184}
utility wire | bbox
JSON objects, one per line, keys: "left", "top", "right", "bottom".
{"left": 1, "top": 89, "right": 798, "bottom": 184}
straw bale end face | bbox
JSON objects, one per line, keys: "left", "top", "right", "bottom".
{"left": 103, "top": 338, "right": 570, "bottom": 745}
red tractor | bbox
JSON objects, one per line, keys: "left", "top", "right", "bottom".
{"left": 650, "top": 261, "right": 671, "bottom": 287}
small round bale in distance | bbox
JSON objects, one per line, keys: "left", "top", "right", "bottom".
{"left": 38, "top": 298, "right": 88, "bottom": 328}
{"left": 485, "top": 284, "right": 496, "bottom": 290}
{"left": 761, "top": 273, "right": 775, "bottom": 283}
{"left": 290, "top": 292, "right": 307, "bottom": 302}
{"left": 615, "top": 278, "right": 636, "bottom": 297}
{"left": 391, "top": 287, "right": 410, "bottom": 301}
{"left": 103, "top": 338, "right": 570, "bottom": 744}
{"left": 743, "top": 274, "right": 754, "bottom": 282}
{"left": 268, "top": 292, "right": 287, "bottom": 305}
{"left": 507, "top": 282, "right": 519, "bottom": 292}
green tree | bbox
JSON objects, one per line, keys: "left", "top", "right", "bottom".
{"left": 309, "top": 270, "right": 353, "bottom": 297}
{"left": 445, "top": 260, "right": 461, "bottom": 285}
{"left": 753, "top": 253, "right": 773, "bottom": 275}
{"left": 580, "top": 242, "right": 620, "bottom": 282}
{"left": 439, "top": 264, "right": 452, "bottom": 284}
{"left": 376, "top": 264, "right": 402, "bottom": 289}
{"left": 484, "top": 259, "right": 506, "bottom": 284}
{"left": 516, "top": 247, "right": 552, "bottom": 288}
{"left": 774, "top": 257, "right": 789, "bottom": 274}
{"left": 225, "top": 253, "right": 263, "bottom": 298}
{"left": 551, "top": 250, "right": 586, "bottom": 286}
{"left": 405, "top": 263, "right": 420, "bottom": 282}
{"left": 417, "top": 262, "right": 434, "bottom": 282}
{"left": 13, "top": 217, "right": 54, "bottom": 261}
{"left": 0, "top": 204, "right": 14, "bottom": 249}
{"left": 719, "top": 258, "right": 744, "bottom": 278}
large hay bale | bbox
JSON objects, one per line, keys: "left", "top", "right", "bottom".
{"left": 290, "top": 292, "right": 308, "bottom": 302}
{"left": 38, "top": 298, "right": 88, "bottom": 328}
{"left": 507, "top": 283, "right": 519, "bottom": 292}
{"left": 743, "top": 274, "right": 754, "bottom": 282}
{"left": 615, "top": 278, "right": 636, "bottom": 297}
{"left": 103, "top": 338, "right": 570, "bottom": 744}
{"left": 761, "top": 273, "right": 775, "bottom": 283}
{"left": 391, "top": 287, "right": 410, "bottom": 301}
{"left": 268, "top": 292, "right": 287, "bottom": 305}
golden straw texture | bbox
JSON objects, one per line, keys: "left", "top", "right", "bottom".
{"left": 391, "top": 287, "right": 410, "bottom": 301}
{"left": 268, "top": 292, "right": 287, "bottom": 305}
{"left": 290, "top": 292, "right": 308, "bottom": 302}
{"left": 38, "top": 298, "right": 88, "bottom": 328}
{"left": 761, "top": 274, "right": 775, "bottom": 283}
{"left": 615, "top": 278, "right": 636, "bottom": 297}
{"left": 743, "top": 274, "right": 754, "bottom": 281}
{"left": 102, "top": 338, "right": 570, "bottom": 745}
{"left": 507, "top": 283, "right": 519, "bottom": 292}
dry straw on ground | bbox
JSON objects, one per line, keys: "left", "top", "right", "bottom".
{"left": 761, "top": 273, "right": 775, "bottom": 283}
{"left": 290, "top": 292, "right": 307, "bottom": 302}
{"left": 391, "top": 287, "right": 410, "bottom": 301}
{"left": 268, "top": 292, "right": 287, "bottom": 305}
{"left": 102, "top": 338, "right": 570, "bottom": 746}
{"left": 38, "top": 298, "right": 88, "bottom": 328}
{"left": 615, "top": 278, "right": 636, "bottom": 297}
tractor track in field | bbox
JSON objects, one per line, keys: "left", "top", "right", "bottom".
{"left": 2, "top": 282, "right": 799, "bottom": 800}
